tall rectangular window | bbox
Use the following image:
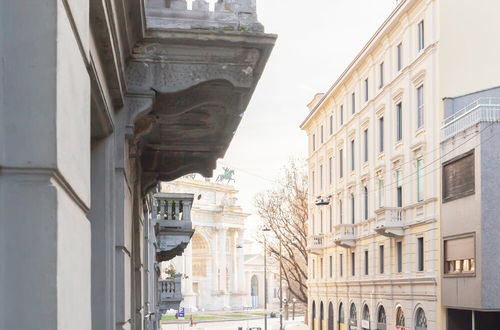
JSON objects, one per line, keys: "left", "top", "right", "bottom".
{"left": 363, "top": 129, "right": 368, "bottom": 162}
{"left": 339, "top": 200, "right": 343, "bottom": 224}
{"left": 320, "top": 165, "right": 323, "bottom": 191}
{"left": 417, "top": 85, "right": 424, "bottom": 128}
{"left": 397, "top": 42, "right": 402, "bottom": 71}
{"left": 379, "top": 245, "right": 385, "bottom": 274}
{"left": 320, "top": 257, "right": 324, "bottom": 278}
{"left": 312, "top": 171, "right": 315, "bottom": 195}
{"left": 329, "top": 157, "right": 333, "bottom": 185}
{"left": 312, "top": 259, "right": 315, "bottom": 279}
{"left": 418, "top": 20, "right": 425, "bottom": 51}
{"left": 329, "top": 255, "right": 333, "bottom": 278}
{"left": 364, "top": 250, "right": 369, "bottom": 275}
{"left": 379, "top": 62, "right": 384, "bottom": 88}
{"left": 340, "top": 105, "right": 344, "bottom": 125}
{"left": 339, "top": 149, "right": 344, "bottom": 178}
{"left": 321, "top": 125, "right": 324, "bottom": 144}
{"left": 379, "top": 117, "right": 384, "bottom": 153}
{"left": 329, "top": 115, "right": 333, "bottom": 135}
{"left": 418, "top": 237, "right": 424, "bottom": 271}
{"left": 396, "top": 102, "right": 402, "bottom": 141}
{"left": 364, "top": 187, "right": 369, "bottom": 220}
{"left": 351, "top": 92, "right": 356, "bottom": 114}
{"left": 397, "top": 241, "right": 403, "bottom": 273}
{"left": 396, "top": 170, "right": 403, "bottom": 207}
{"left": 351, "top": 252, "right": 356, "bottom": 276}
{"left": 364, "top": 78, "right": 369, "bottom": 102}
{"left": 351, "top": 194, "right": 355, "bottom": 224}
{"left": 329, "top": 205, "right": 333, "bottom": 232}
{"left": 417, "top": 159, "right": 424, "bottom": 202}
{"left": 312, "top": 134, "right": 316, "bottom": 151}
{"left": 351, "top": 140, "right": 355, "bottom": 171}
{"left": 378, "top": 179, "right": 385, "bottom": 208}
{"left": 340, "top": 254, "right": 343, "bottom": 277}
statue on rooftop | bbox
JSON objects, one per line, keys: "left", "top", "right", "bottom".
{"left": 216, "top": 167, "right": 235, "bottom": 184}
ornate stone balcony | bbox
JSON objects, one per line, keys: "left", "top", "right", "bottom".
{"left": 308, "top": 234, "right": 326, "bottom": 255}
{"left": 159, "top": 276, "right": 183, "bottom": 313}
{"left": 153, "top": 193, "right": 195, "bottom": 262}
{"left": 333, "top": 224, "right": 356, "bottom": 248}
{"left": 374, "top": 207, "right": 404, "bottom": 237}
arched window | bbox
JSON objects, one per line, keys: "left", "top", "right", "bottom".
{"left": 415, "top": 308, "right": 427, "bottom": 330}
{"left": 362, "top": 305, "right": 370, "bottom": 330}
{"left": 377, "top": 306, "right": 387, "bottom": 330}
{"left": 396, "top": 307, "right": 405, "bottom": 329}
{"left": 312, "top": 301, "right": 316, "bottom": 330}
{"left": 320, "top": 302, "right": 324, "bottom": 330}
{"left": 349, "top": 303, "right": 357, "bottom": 328}
{"left": 328, "top": 302, "right": 334, "bottom": 330}
{"left": 338, "top": 303, "right": 345, "bottom": 329}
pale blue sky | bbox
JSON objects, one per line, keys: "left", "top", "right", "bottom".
{"left": 212, "top": 0, "right": 397, "bottom": 230}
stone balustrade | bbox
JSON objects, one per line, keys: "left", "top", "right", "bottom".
{"left": 333, "top": 224, "right": 357, "bottom": 248}
{"left": 146, "top": 0, "right": 264, "bottom": 32}
{"left": 153, "top": 193, "right": 195, "bottom": 262}
{"left": 159, "top": 276, "right": 183, "bottom": 312}
{"left": 374, "top": 207, "right": 405, "bottom": 237}
{"left": 308, "top": 234, "right": 326, "bottom": 255}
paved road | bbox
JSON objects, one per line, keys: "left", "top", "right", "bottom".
{"left": 162, "top": 316, "right": 304, "bottom": 330}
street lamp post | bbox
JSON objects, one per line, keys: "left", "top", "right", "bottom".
{"left": 279, "top": 238, "right": 283, "bottom": 330}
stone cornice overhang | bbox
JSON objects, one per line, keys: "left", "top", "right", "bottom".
{"left": 125, "top": 27, "right": 276, "bottom": 192}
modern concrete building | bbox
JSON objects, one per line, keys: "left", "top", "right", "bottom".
{"left": 440, "top": 88, "right": 500, "bottom": 330}
{"left": 0, "top": 1, "right": 275, "bottom": 330}
{"left": 300, "top": 1, "right": 500, "bottom": 330}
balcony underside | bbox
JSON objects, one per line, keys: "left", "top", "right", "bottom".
{"left": 124, "top": 30, "right": 275, "bottom": 192}
{"left": 374, "top": 226, "right": 404, "bottom": 237}
{"left": 159, "top": 300, "right": 183, "bottom": 313}
{"left": 334, "top": 240, "right": 356, "bottom": 248}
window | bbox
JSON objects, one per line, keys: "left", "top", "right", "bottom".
{"left": 351, "top": 194, "right": 355, "bottom": 224}
{"left": 396, "top": 170, "right": 403, "bottom": 207}
{"left": 352, "top": 93, "right": 356, "bottom": 114}
{"left": 320, "top": 164, "right": 323, "bottom": 191}
{"left": 418, "top": 20, "right": 425, "bottom": 51}
{"left": 417, "top": 237, "right": 424, "bottom": 271}
{"left": 415, "top": 308, "right": 428, "bottom": 330}
{"left": 329, "top": 255, "right": 333, "bottom": 278}
{"left": 312, "top": 134, "right": 316, "bottom": 151}
{"left": 363, "top": 129, "right": 368, "bottom": 162}
{"left": 379, "top": 245, "right": 385, "bottom": 274}
{"left": 378, "top": 117, "right": 384, "bottom": 153}
{"left": 340, "top": 105, "right": 344, "bottom": 125}
{"left": 364, "top": 78, "right": 369, "bottom": 102}
{"left": 312, "top": 259, "right": 316, "bottom": 279}
{"left": 363, "top": 187, "right": 368, "bottom": 220}
{"left": 364, "top": 250, "right": 369, "bottom": 275}
{"left": 320, "top": 257, "right": 324, "bottom": 278}
{"left": 378, "top": 179, "right": 385, "bottom": 208}
{"left": 417, "top": 159, "right": 424, "bottom": 202}
{"left": 312, "top": 171, "right": 315, "bottom": 195}
{"left": 339, "top": 200, "right": 343, "bottom": 224}
{"left": 329, "top": 204, "right": 333, "bottom": 232}
{"left": 351, "top": 252, "right": 356, "bottom": 276}
{"left": 396, "top": 102, "right": 402, "bottom": 141}
{"left": 397, "top": 241, "right": 403, "bottom": 273}
{"left": 321, "top": 125, "right": 324, "bottom": 144}
{"left": 329, "top": 157, "right": 333, "bottom": 185}
{"left": 320, "top": 211, "right": 323, "bottom": 234}
{"left": 340, "top": 254, "right": 343, "bottom": 277}
{"left": 312, "top": 214, "right": 315, "bottom": 235}
{"left": 339, "top": 149, "right": 344, "bottom": 178}
{"left": 350, "top": 140, "right": 355, "bottom": 171}
{"left": 379, "top": 62, "right": 384, "bottom": 88}
{"left": 397, "top": 42, "right": 402, "bottom": 71}
{"left": 444, "top": 235, "right": 475, "bottom": 275}
{"left": 443, "top": 151, "right": 475, "bottom": 202}
{"left": 417, "top": 85, "right": 424, "bottom": 128}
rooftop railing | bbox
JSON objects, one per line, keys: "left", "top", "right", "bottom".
{"left": 441, "top": 97, "right": 500, "bottom": 141}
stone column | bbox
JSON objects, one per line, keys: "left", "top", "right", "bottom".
{"left": 0, "top": 1, "right": 91, "bottom": 330}
{"left": 237, "top": 229, "right": 246, "bottom": 293}
{"left": 219, "top": 227, "right": 228, "bottom": 293}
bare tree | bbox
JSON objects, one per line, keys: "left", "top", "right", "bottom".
{"left": 254, "top": 159, "right": 308, "bottom": 305}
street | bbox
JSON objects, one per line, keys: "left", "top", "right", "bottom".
{"left": 162, "top": 316, "right": 305, "bottom": 330}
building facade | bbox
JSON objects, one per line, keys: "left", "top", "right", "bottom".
{"left": 161, "top": 178, "right": 249, "bottom": 311}
{"left": 0, "top": 1, "right": 275, "bottom": 330}
{"left": 300, "top": 1, "right": 500, "bottom": 330}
